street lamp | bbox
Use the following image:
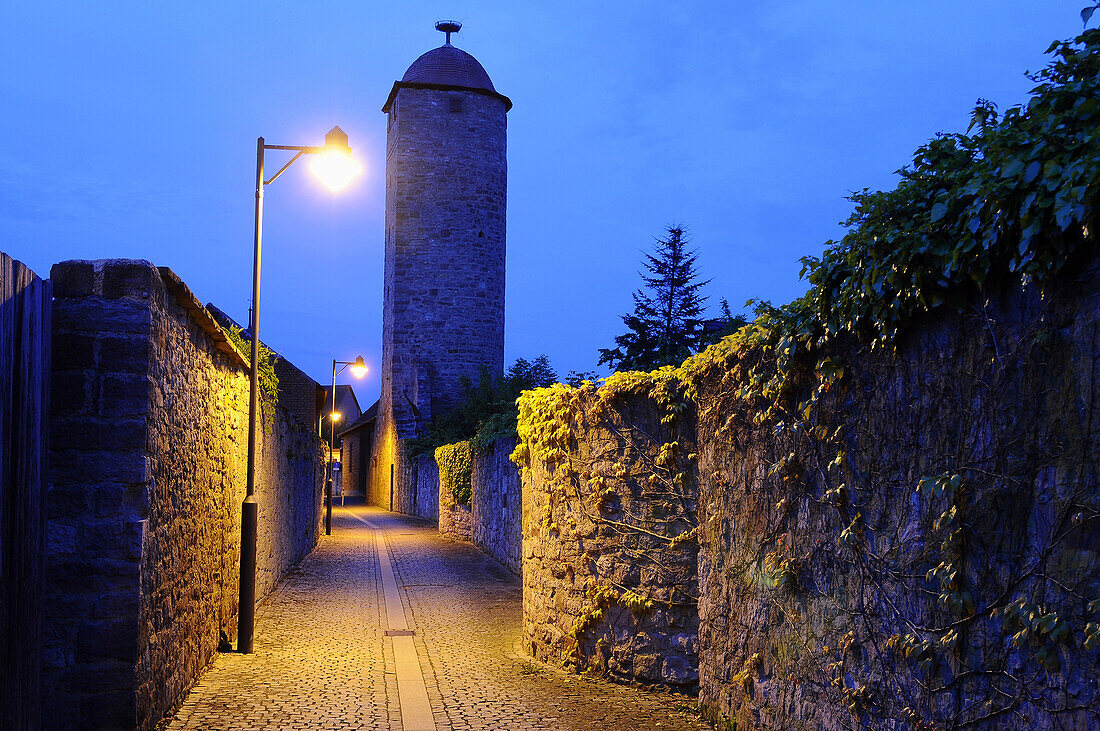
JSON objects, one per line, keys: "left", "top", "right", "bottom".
{"left": 318, "top": 410, "right": 342, "bottom": 438}
{"left": 327, "top": 356, "right": 368, "bottom": 535}
{"left": 237, "top": 127, "right": 361, "bottom": 655}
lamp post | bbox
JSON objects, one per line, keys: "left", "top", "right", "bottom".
{"left": 237, "top": 127, "right": 362, "bottom": 655}
{"left": 327, "top": 356, "right": 367, "bottom": 534}
{"left": 319, "top": 409, "right": 342, "bottom": 438}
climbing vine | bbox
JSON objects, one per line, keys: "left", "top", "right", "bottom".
{"left": 436, "top": 441, "right": 472, "bottom": 507}
{"left": 223, "top": 323, "right": 280, "bottom": 431}
{"left": 683, "top": 30, "right": 1098, "bottom": 729}
{"left": 513, "top": 369, "right": 699, "bottom": 681}
{"left": 515, "top": 31, "right": 1100, "bottom": 725}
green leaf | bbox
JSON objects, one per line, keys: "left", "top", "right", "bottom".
{"left": 1001, "top": 158, "right": 1025, "bottom": 178}
{"left": 1083, "top": 6, "right": 1096, "bottom": 26}
{"left": 930, "top": 202, "right": 948, "bottom": 222}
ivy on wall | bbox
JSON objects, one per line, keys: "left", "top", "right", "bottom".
{"left": 223, "top": 324, "right": 280, "bottom": 431}
{"left": 764, "top": 30, "right": 1098, "bottom": 357}
{"left": 436, "top": 441, "right": 473, "bottom": 507}
{"left": 513, "top": 369, "right": 698, "bottom": 675}
{"left": 514, "top": 30, "right": 1100, "bottom": 725}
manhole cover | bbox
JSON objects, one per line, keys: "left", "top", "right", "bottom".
{"left": 385, "top": 629, "right": 416, "bottom": 637}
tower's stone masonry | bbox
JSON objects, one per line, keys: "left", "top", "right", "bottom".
{"left": 384, "top": 87, "right": 507, "bottom": 431}
{"left": 369, "top": 29, "right": 510, "bottom": 510}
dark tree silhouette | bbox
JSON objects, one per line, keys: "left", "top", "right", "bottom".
{"left": 599, "top": 226, "right": 711, "bottom": 372}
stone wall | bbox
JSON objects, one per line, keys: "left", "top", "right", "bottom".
{"left": 692, "top": 272, "right": 1100, "bottom": 730}
{"left": 205, "top": 303, "right": 322, "bottom": 435}
{"left": 409, "top": 438, "right": 520, "bottom": 573}
{"left": 516, "top": 382, "right": 699, "bottom": 689}
{"left": 410, "top": 451, "right": 439, "bottom": 522}
{"left": 45, "top": 260, "right": 323, "bottom": 729}
{"left": 367, "top": 417, "right": 401, "bottom": 511}
{"left": 437, "top": 458, "right": 473, "bottom": 543}
{"left": 271, "top": 354, "right": 322, "bottom": 433}
{"left": 513, "top": 269, "right": 1100, "bottom": 727}
{"left": 471, "top": 437, "right": 521, "bottom": 575}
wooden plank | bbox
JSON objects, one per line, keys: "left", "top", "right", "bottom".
{"left": 0, "top": 252, "right": 48, "bottom": 728}
{"left": 0, "top": 253, "right": 16, "bottom": 724}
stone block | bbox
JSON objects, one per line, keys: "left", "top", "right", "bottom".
{"left": 45, "top": 484, "right": 90, "bottom": 517}
{"left": 81, "top": 689, "right": 136, "bottom": 729}
{"left": 42, "top": 592, "right": 94, "bottom": 622}
{"left": 81, "top": 518, "right": 143, "bottom": 560}
{"left": 102, "top": 259, "right": 158, "bottom": 300}
{"left": 51, "top": 331, "right": 96, "bottom": 371}
{"left": 99, "top": 374, "right": 152, "bottom": 417}
{"left": 50, "top": 416, "right": 145, "bottom": 451}
{"left": 39, "top": 696, "right": 81, "bottom": 730}
{"left": 46, "top": 520, "right": 78, "bottom": 554}
{"left": 50, "top": 260, "right": 96, "bottom": 298}
{"left": 50, "top": 451, "right": 148, "bottom": 485}
{"left": 95, "top": 588, "right": 140, "bottom": 620}
{"left": 55, "top": 660, "right": 134, "bottom": 693}
{"left": 99, "top": 335, "right": 150, "bottom": 373}
{"left": 46, "top": 558, "right": 139, "bottom": 595}
{"left": 78, "top": 618, "right": 138, "bottom": 663}
{"left": 42, "top": 647, "right": 72, "bottom": 671}
{"left": 53, "top": 298, "right": 151, "bottom": 336}
{"left": 661, "top": 654, "right": 698, "bottom": 685}
{"left": 50, "top": 372, "right": 90, "bottom": 414}
{"left": 120, "top": 482, "right": 151, "bottom": 520}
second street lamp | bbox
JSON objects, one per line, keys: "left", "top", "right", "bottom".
{"left": 319, "top": 409, "right": 341, "bottom": 438}
{"left": 327, "top": 356, "right": 368, "bottom": 534}
{"left": 237, "top": 127, "right": 361, "bottom": 655}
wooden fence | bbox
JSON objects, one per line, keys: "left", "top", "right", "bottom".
{"left": 0, "top": 253, "right": 51, "bottom": 729}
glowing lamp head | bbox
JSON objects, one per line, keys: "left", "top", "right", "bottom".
{"left": 310, "top": 126, "right": 363, "bottom": 191}
{"left": 351, "top": 355, "right": 368, "bottom": 379}
{"left": 331, "top": 411, "right": 342, "bottom": 423}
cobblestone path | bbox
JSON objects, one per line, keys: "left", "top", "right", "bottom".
{"left": 165, "top": 506, "right": 706, "bottom": 730}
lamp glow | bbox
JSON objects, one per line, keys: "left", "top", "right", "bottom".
{"left": 310, "top": 150, "right": 363, "bottom": 191}
{"left": 331, "top": 412, "right": 342, "bottom": 422}
{"left": 351, "top": 355, "right": 368, "bottom": 379}
{"left": 311, "top": 126, "right": 362, "bottom": 191}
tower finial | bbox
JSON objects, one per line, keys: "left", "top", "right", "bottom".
{"left": 435, "top": 20, "right": 461, "bottom": 45}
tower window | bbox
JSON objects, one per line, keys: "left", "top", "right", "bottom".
{"left": 449, "top": 96, "right": 463, "bottom": 113}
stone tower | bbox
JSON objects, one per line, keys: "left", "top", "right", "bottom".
{"left": 368, "top": 21, "right": 511, "bottom": 510}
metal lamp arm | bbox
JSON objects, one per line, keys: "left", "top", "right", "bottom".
{"left": 261, "top": 144, "right": 322, "bottom": 186}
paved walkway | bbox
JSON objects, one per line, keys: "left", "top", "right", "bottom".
{"left": 165, "top": 506, "right": 706, "bottom": 730}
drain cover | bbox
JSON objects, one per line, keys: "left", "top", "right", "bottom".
{"left": 385, "top": 629, "right": 416, "bottom": 636}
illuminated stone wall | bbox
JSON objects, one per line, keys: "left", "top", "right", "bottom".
{"left": 45, "top": 259, "right": 323, "bottom": 729}
{"left": 471, "top": 437, "right": 521, "bottom": 575}
{"left": 514, "top": 269, "right": 1100, "bottom": 728}
{"left": 404, "top": 438, "right": 520, "bottom": 573}
{"left": 517, "top": 391, "right": 699, "bottom": 689}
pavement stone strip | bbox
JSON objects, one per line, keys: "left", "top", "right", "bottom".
{"left": 163, "top": 507, "right": 706, "bottom": 730}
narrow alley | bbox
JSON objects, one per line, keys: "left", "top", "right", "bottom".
{"left": 164, "top": 507, "right": 705, "bottom": 730}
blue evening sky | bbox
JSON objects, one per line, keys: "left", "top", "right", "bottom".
{"left": 0, "top": 2, "right": 1081, "bottom": 402}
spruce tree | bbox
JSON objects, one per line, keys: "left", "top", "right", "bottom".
{"left": 598, "top": 226, "right": 710, "bottom": 372}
